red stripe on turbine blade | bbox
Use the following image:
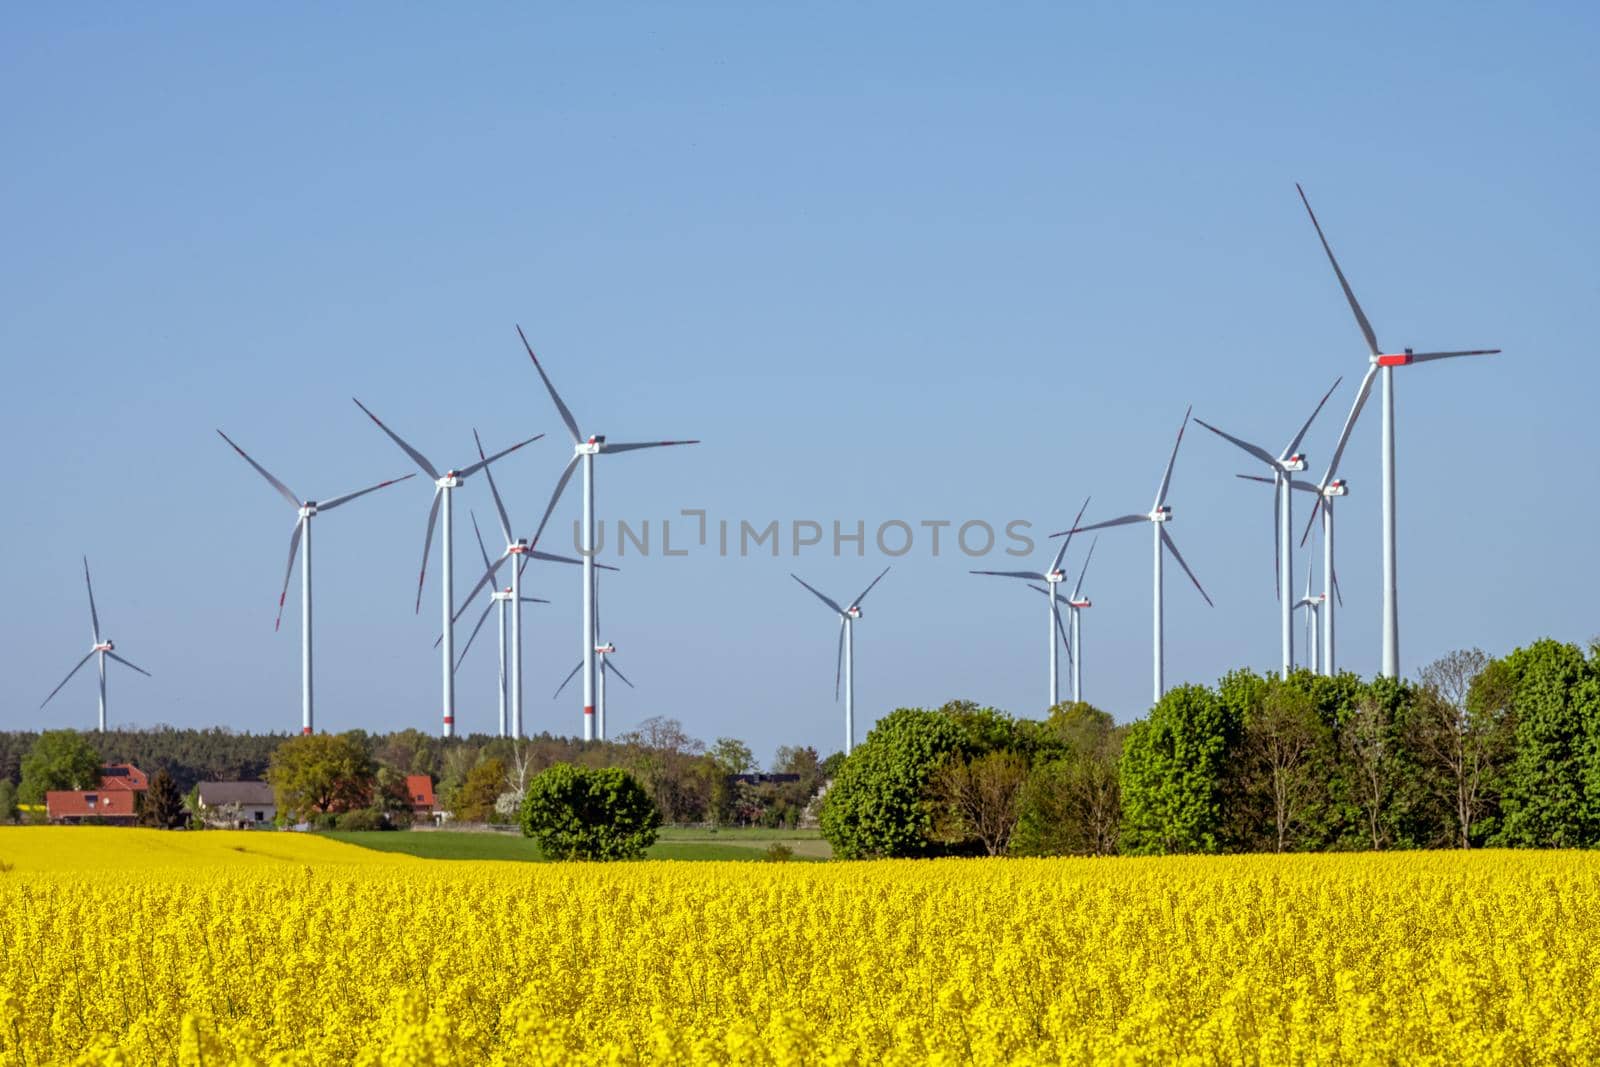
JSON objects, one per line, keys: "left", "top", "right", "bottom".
{"left": 1377, "top": 353, "right": 1413, "bottom": 367}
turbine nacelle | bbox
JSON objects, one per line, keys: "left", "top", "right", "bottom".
{"left": 1324, "top": 479, "right": 1349, "bottom": 498}
{"left": 491, "top": 589, "right": 513, "bottom": 602}
{"left": 436, "top": 473, "right": 463, "bottom": 489}
{"left": 1150, "top": 505, "right": 1172, "bottom": 523}
{"left": 577, "top": 435, "right": 605, "bottom": 456}
{"left": 298, "top": 503, "right": 318, "bottom": 518}
{"left": 846, "top": 605, "right": 862, "bottom": 619}
{"left": 508, "top": 540, "right": 529, "bottom": 555}
{"left": 93, "top": 641, "right": 114, "bottom": 653}
{"left": 1282, "top": 453, "right": 1308, "bottom": 472}
{"left": 595, "top": 643, "right": 616, "bottom": 654}
{"left": 1045, "top": 570, "right": 1066, "bottom": 584}
{"left": 1068, "top": 598, "right": 1092, "bottom": 609}
{"left": 1374, "top": 348, "right": 1415, "bottom": 367}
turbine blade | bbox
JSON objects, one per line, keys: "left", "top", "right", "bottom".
{"left": 454, "top": 600, "right": 495, "bottom": 671}
{"left": 1154, "top": 406, "right": 1192, "bottom": 510}
{"left": 40, "top": 650, "right": 95, "bottom": 708}
{"left": 1236, "top": 473, "right": 1276, "bottom": 485}
{"left": 351, "top": 398, "right": 440, "bottom": 481}
{"left": 1289, "top": 479, "right": 1320, "bottom": 494}
{"left": 528, "top": 549, "right": 589, "bottom": 567}
{"left": 849, "top": 565, "right": 891, "bottom": 610}
{"left": 552, "top": 661, "right": 583, "bottom": 699}
{"left": 1333, "top": 564, "right": 1344, "bottom": 608}
{"left": 604, "top": 440, "right": 702, "bottom": 454}
{"left": 969, "top": 570, "right": 1047, "bottom": 581}
{"left": 1048, "top": 495, "right": 1092, "bottom": 575}
{"left": 1295, "top": 183, "right": 1380, "bottom": 357}
{"left": 457, "top": 432, "right": 543, "bottom": 480}
{"left": 452, "top": 551, "right": 510, "bottom": 626}
{"left": 791, "top": 573, "right": 845, "bottom": 616}
{"left": 1299, "top": 496, "right": 1323, "bottom": 550}
{"left": 82, "top": 556, "right": 101, "bottom": 644}
{"left": 1070, "top": 537, "right": 1098, "bottom": 598}
{"left": 470, "top": 511, "right": 496, "bottom": 577}
{"left": 834, "top": 620, "right": 845, "bottom": 701}
{"left": 519, "top": 596, "right": 550, "bottom": 604}
{"left": 604, "top": 658, "right": 637, "bottom": 689}
{"left": 105, "top": 651, "right": 150, "bottom": 677}
{"left": 1407, "top": 349, "right": 1501, "bottom": 365}
{"left": 1026, "top": 583, "right": 1071, "bottom": 606}
{"left": 1053, "top": 600, "right": 1074, "bottom": 670}
{"left": 517, "top": 325, "right": 582, "bottom": 444}
{"left": 1283, "top": 376, "right": 1344, "bottom": 460}
{"left": 1050, "top": 513, "right": 1147, "bottom": 538}
{"left": 414, "top": 487, "right": 442, "bottom": 614}
{"left": 527, "top": 454, "right": 579, "bottom": 549}
{"left": 318, "top": 472, "right": 415, "bottom": 512}
{"left": 274, "top": 518, "right": 304, "bottom": 631}
{"left": 473, "top": 429, "right": 517, "bottom": 547}
{"left": 1323, "top": 364, "right": 1379, "bottom": 487}
{"left": 217, "top": 430, "right": 301, "bottom": 508}
{"left": 1162, "top": 528, "right": 1213, "bottom": 608}
{"left": 1194, "top": 417, "right": 1279, "bottom": 470}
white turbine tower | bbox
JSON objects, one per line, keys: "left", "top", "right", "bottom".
{"left": 1194, "top": 378, "right": 1341, "bottom": 677}
{"left": 554, "top": 571, "right": 635, "bottom": 740}
{"left": 217, "top": 430, "right": 413, "bottom": 735}
{"left": 1028, "top": 535, "right": 1098, "bottom": 704}
{"left": 1295, "top": 183, "right": 1501, "bottom": 678}
{"left": 454, "top": 511, "right": 550, "bottom": 736}
{"left": 1052, "top": 408, "right": 1212, "bottom": 705}
{"left": 352, "top": 398, "right": 540, "bottom": 738}
{"left": 517, "top": 326, "right": 699, "bottom": 742}
{"left": 971, "top": 496, "right": 1090, "bottom": 709}
{"left": 791, "top": 567, "right": 891, "bottom": 756}
{"left": 40, "top": 557, "right": 151, "bottom": 731}
{"left": 451, "top": 430, "right": 599, "bottom": 738}
{"left": 1294, "top": 557, "right": 1326, "bottom": 675}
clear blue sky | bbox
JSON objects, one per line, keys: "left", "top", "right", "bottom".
{"left": 3, "top": 4, "right": 1593, "bottom": 764}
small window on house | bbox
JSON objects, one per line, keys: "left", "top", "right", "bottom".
{"left": 85, "top": 794, "right": 98, "bottom": 808}
{"left": 254, "top": 811, "right": 264, "bottom": 822}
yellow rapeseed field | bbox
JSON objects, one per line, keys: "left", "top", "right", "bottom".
{"left": 1, "top": 829, "right": 1597, "bottom": 1065}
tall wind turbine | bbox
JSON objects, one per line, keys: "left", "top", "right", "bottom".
{"left": 517, "top": 326, "right": 699, "bottom": 742}
{"left": 1027, "top": 534, "right": 1099, "bottom": 704}
{"left": 1295, "top": 183, "right": 1501, "bottom": 677}
{"left": 1297, "top": 382, "right": 1364, "bottom": 674}
{"left": 553, "top": 571, "right": 635, "bottom": 740}
{"left": 791, "top": 567, "right": 890, "bottom": 755}
{"left": 217, "top": 430, "right": 413, "bottom": 735}
{"left": 454, "top": 511, "right": 549, "bottom": 736}
{"left": 971, "top": 497, "right": 1090, "bottom": 709}
{"left": 1052, "top": 408, "right": 1212, "bottom": 705}
{"left": 40, "top": 557, "right": 151, "bottom": 731}
{"left": 351, "top": 399, "right": 540, "bottom": 738}
{"left": 451, "top": 430, "right": 598, "bottom": 738}
{"left": 1195, "top": 378, "right": 1341, "bottom": 677}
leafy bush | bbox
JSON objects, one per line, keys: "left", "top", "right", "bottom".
{"left": 763, "top": 842, "right": 795, "bottom": 862}
{"left": 819, "top": 707, "right": 966, "bottom": 859}
{"left": 519, "top": 764, "right": 660, "bottom": 861}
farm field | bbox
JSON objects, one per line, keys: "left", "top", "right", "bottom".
{"left": 325, "top": 826, "right": 832, "bottom": 862}
{"left": 1, "top": 830, "right": 1598, "bottom": 1065}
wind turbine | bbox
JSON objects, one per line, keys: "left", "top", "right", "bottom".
{"left": 517, "top": 326, "right": 699, "bottom": 742}
{"left": 1051, "top": 408, "right": 1211, "bottom": 705}
{"left": 1294, "top": 557, "right": 1326, "bottom": 675}
{"left": 791, "top": 567, "right": 891, "bottom": 755}
{"left": 1295, "top": 183, "right": 1501, "bottom": 677}
{"left": 971, "top": 497, "right": 1090, "bottom": 709}
{"left": 217, "top": 430, "right": 413, "bottom": 735}
{"left": 1296, "top": 386, "right": 1363, "bottom": 675}
{"left": 352, "top": 399, "right": 540, "bottom": 738}
{"left": 553, "top": 571, "right": 635, "bottom": 740}
{"left": 40, "top": 557, "right": 151, "bottom": 730}
{"left": 454, "top": 511, "right": 550, "bottom": 736}
{"left": 451, "top": 429, "right": 600, "bottom": 738}
{"left": 1032, "top": 535, "right": 1099, "bottom": 704}
{"left": 1194, "top": 378, "right": 1341, "bottom": 677}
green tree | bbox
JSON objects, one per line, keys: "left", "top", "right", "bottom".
{"left": 452, "top": 758, "right": 508, "bottom": 823}
{"left": 1014, "top": 703, "right": 1123, "bottom": 856}
{"left": 1240, "top": 678, "right": 1331, "bottom": 852}
{"left": 520, "top": 764, "right": 661, "bottom": 860}
{"left": 267, "top": 732, "right": 374, "bottom": 822}
{"left": 819, "top": 707, "right": 966, "bottom": 859}
{"left": 0, "top": 779, "right": 18, "bottom": 825}
{"left": 1409, "top": 648, "right": 1512, "bottom": 847}
{"left": 139, "top": 769, "right": 187, "bottom": 829}
{"left": 18, "top": 730, "right": 102, "bottom": 804}
{"left": 930, "top": 750, "right": 1030, "bottom": 855}
{"left": 1494, "top": 639, "right": 1598, "bottom": 847}
{"left": 1119, "top": 684, "right": 1240, "bottom": 854}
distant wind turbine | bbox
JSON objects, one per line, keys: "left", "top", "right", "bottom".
{"left": 217, "top": 430, "right": 413, "bottom": 734}
{"left": 454, "top": 511, "right": 549, "bottom": 736}
{"left": 791, "top": 567, "right": 891, "bottom": 755}
{"left": 517, "top": 325, "right": 699, "bottom": 742}
{"left": 1028, "top": 535, "right": 1099, "bottom": 704}
{"left": 1295, "top": 183, "right": 1500, "bottom": 677}
{"left": 41, "top": 557, "right": 151, "bottom": 731}
{"left": 553, "top": 571, "right": 635, "bottom": 740}
{"left": 352, "top": 398, "right": 540, "bottom": 737}
{"left": 1052, "top": 408, "right": 1211, "bottom": 705}
{"left": 1195, "top": 377, "right": 1340, "bottom": 677}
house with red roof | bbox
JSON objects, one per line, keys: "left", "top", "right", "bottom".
{"left": 406, "top": 774, "right": 437, "bottom": 822}
{"left": 46, "top": 763, "right": 148, "bottom": 825}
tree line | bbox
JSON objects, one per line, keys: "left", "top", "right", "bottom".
{"left": 819, "top": 639, "right": 1600, "bottom": 857}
